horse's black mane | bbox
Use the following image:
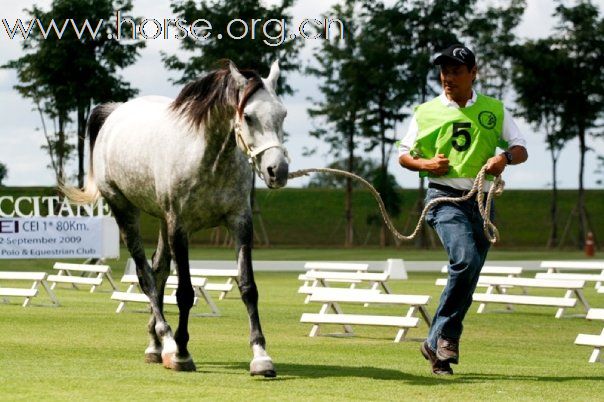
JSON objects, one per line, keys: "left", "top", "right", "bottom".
{"left": 171, "top": 61, "right": 264, "bottom": 129}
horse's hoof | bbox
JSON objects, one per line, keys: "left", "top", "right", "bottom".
{"left": 250, "top": 357, "right": 276, "bottom": 378}
{"left": 145, "top": 352, "right": 162, "bottom": 364}
{"left": 163, "top": 353, "right": 196, "bottom": 372}
{"left": 252, "top": 369, "right": 276, "bottom": 378}
{"left": 171, "top": 356, "right": 197, "bottom": 372}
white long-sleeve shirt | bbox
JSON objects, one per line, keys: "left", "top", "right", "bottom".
{"left": 398, "top": 91, "right": 527, "bottom": 190}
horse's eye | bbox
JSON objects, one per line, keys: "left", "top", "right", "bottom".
{"left": 244, "top": 114, "right": 252, "bottom": 125}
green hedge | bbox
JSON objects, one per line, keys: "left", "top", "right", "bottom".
{"left": 250, "top": 188, "right": 604, "bottom": 248}
{"left": 2, "top": 186, "right": 603, "bottom": 248}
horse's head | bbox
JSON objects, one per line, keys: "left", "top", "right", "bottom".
{"left": 230, "top": 62, "right": 289, "bottom": 189}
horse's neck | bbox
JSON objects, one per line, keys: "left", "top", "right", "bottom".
{"left": 201, "top": 122, "right": 244, "bottom": 174}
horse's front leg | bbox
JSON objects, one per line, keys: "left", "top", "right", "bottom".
{"left": 164, "top": 216, "right": 196, "bottom": 372}
{"left": 228, "top": 213, "right": 276, "bottom": 377}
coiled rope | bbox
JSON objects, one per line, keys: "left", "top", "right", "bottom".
{"left": 287, "top": 165, "right": 505, "bottom": 244}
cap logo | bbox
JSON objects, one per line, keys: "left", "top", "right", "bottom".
{"left": 453, "top": 48, "right": 468, "bottom": 60}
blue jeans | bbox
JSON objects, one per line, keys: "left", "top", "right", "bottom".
{"left": 424, "top": 187, "right": 493, "bottom": 353}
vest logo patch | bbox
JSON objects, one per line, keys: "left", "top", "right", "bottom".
{"left": 478, "top": 111, "right": 497, "bottom": 129}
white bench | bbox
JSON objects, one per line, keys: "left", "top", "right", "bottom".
{"left": 298, "top": 261, "right": 378, "bottom": 303}
{"left": 125, "top": 258, "right": 239, "bottom": 300}
{"left": 575, "top": 308, "right": 604, "bottom": 363}
{"left": 302, "top": 270, "right": 393, "bottom": 307}
{"left": 541, "top": 260, "right": 604, "bottom": 288}
{"left": 303, "top": 271, "right": 391, "bottom": 292}
{"left": 535, "top": 272, "right": 604, "bottom": 290}
{"left": 440, "top": 265, "right": 523, "bottom": 276}
{"left": 472, "top": 276, "right": 587, "bottom": 318}
{"left": 437, "top": 265, "right": 525, "bottom": 293}
{"left": 301, "top": 288, "right": 431, "bottom": 342}
{"left": 301, "top": 262, "right": 369, "bottom": 276}
{"left": 189, "top": 267, "right": 238, "bottom": 300}
{"left": 0, "top": 271, "right": 59, "bottom": 307}
{"left": 49, "top": 262, "right": 117, "bottom": 293}
{"left": 169, "top": 274, "right": 220, "bottom": 315}
{"left": 111, "top": 274, "right": 219, "bottom": 316}
{"left": 299, "top": 262, "right": 369, "bottom": 285}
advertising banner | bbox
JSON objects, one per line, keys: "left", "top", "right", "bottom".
{"left": 0, "top": 198, "right": 120, "bottom": 260}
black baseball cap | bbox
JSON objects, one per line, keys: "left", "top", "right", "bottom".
{"left": 433, "top": 44, "right": 476, "bottom": 68}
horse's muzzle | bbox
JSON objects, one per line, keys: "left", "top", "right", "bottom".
{"left": 266, "top": 161, "right": 288, "bottom": 189}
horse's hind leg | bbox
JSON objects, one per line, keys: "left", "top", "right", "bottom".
{"left": 145, "top": 220, "right": 172, "bottom": 363}
{"left": 164, "top": 215, "right": 196, "bottom": 371}
{"left": 107, "top": 200, "right": 175, "bottom": 364}
{"left": 227, "top": 213, "right": 276, "bottom": 377}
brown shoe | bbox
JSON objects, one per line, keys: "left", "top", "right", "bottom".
{"left": 421, "top": 341, "right": 453, "bottom": 375}
{"left": 436, "top": 337, "right": 459, "bottom": 364}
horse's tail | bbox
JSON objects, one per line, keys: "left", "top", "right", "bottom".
{"left": 61, "top": 103, "right": 119, "bottom": 204}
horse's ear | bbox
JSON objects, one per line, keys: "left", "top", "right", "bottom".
{"left": 229, "top": 62, "right": 247, "bottom": 90}
{"left": 266, "top": 60, "right": 280, "bottom": 91}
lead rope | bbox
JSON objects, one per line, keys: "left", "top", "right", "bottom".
{"left": 287, "top": 165, "right": 505, "bottom": 244}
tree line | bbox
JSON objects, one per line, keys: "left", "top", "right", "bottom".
{"left": 3, "top": 0, "right": 603, "bottom": 249}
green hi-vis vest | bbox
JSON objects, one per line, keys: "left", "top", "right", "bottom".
{"left": 411, "top": 94, "right": 508, "bottom": 179}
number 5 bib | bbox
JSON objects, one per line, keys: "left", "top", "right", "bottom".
{"left": 411, "top": 94, "right": 507, "bottom": 180}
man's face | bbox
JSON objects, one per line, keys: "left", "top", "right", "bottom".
{"left": 439, "top": 63, "right": 477, "bottom": 100}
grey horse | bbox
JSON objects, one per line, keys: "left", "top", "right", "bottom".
{"left": 63, "top": 61, "right": 289, "bottom": 376}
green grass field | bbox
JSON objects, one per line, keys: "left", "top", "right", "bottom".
{"left": 1, "top": 252, "right": 603, "bottom": 401}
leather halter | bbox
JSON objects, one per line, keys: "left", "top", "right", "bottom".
{"left": 233, "top": 113, "right": 289, "bottom": 180}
